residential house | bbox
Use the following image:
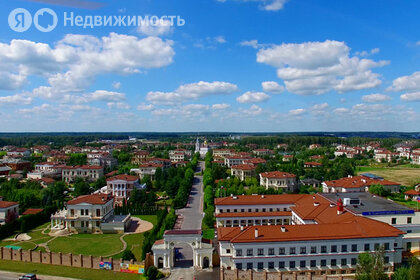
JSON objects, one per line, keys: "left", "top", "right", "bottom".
{"left": 62, "top": 165, "right": 104, "bottom": 183}
{"left": 322, "top": 175, "right": 400, "bottom": 193}
{"left": 259, "top": 171, "right": 298, "bottom": 192}
{"left": 231, "top": 164, "right": 257, "bottom": 181}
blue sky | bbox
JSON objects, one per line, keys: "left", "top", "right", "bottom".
{"left": 1, "top": 0, "right": 420, "bottom": 132}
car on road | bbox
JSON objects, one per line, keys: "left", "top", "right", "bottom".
{"left": 19, "top": 274, "right": 37, "bottom": 280}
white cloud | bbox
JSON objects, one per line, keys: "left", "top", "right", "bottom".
{"left": 256, "top": 40, "right": 388, "bottom": 95}
{"left": 362, "top": 93, "right": 391, "bottom": 103}
{"left": 355, "top": 48, "right": 380, "bottom": 57}
{"left": 107, "top": 102, "right": 131, "bottom": 110}
{"left": 236, "top": 91, "right": 270, "bottom": 103}
{"left": 333, "top": 108, "right": 350, "bottom": 115}
{"left": 152, "top": 104, "right": 211, "bottom": 118}
{"left": 0, "top": 93, "right": 32, "bottom": 105}
{"left": 137, "top": 18, "right": 173, "bottom": 36}
{"left": 0, "top": 33, "right": 174, "bottom": 98}
{"left": 194, "top": 36, "right": 227, "bottom": 49}
{"left": 112, "top": 81, "right": 121, "bottom": 89}
{"left": 241, "top": 104, "right": 263, "bottom": 116}
{"left": 212, "top": 103, "right": 230, "bottom": 110}
{"left": 146, "top": 81, "right": 238, "bottom": 104}
{"left": 218, "top": 0, "right": 288, "bottom": 11}
{"left": 333, "top": 103, "right": 390, "bottom": 120}
{"left": 137, "top": 103, "right": 154, "bottom": 111}
{"left": 240, "top": 40, "right": 259, "bottom": 49}
{"left": 416, "top": 41, "right": 420, "bottom": 46}
{"left": 310, "top": 103, "right": 329, "bottom": 116}
{"left": 400, "top": 92, "right": 420, "bottom": 102}
{"left": 388, "top": 71, "right": 420, "bottom": 92}
{"left": 289, "top": 108, "right": 306, "bottom": 116}
{"left": 261, "top": 81, "right": 284, "bottom": 93}
{"left": 88, "top": 90, "right": 125, "bottom": 102}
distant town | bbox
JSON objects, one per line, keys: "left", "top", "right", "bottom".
{"left": 0, "top": 133, "right": 419, "bottom": 279}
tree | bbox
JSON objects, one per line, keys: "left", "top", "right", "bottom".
{"left": 356, "top": 247, "right": 387, "bottom": 280}
{"left": 392, "top": 267, "right": 409, "bottom": 280}
{"left": 409, "top": 257, "right": 420, "bottom": 280}
{"left": 146, "top": 266, "right": 158, "bottom": 280}
{"left": 121, "top": 249, "right": 136, "bottom": 261}
{"left": 73, "top": 178, "right": 90, "bottom": 197}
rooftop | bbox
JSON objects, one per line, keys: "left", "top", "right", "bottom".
{"left": 321, "top": 192, "right": 414, "bottom": 216}
{"left": 215, "top": 194, "right": 306, "bottom": 206}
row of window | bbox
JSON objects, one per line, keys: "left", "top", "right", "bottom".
{"left": 391, "top": 217, "right": 412, "bottom": 224}
{"left": 234, "top": 243, "right": 391, "bottom": 257}
{"left": 235, "top": 257, "right": 390, "bottom": 270}
{"left": 220, "top": 207, "right": 289, "bottom": 213}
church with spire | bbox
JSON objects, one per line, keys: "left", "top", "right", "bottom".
{"left": 195, "top": 137, "right": 211, "bottom": 158}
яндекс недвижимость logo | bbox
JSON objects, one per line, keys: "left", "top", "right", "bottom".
{"left": 8, "top": 8, "right": 58, "bottom": 32}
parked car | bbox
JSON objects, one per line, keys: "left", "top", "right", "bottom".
{"left": 19, "top": 274, "right": 37, "bottom": 280}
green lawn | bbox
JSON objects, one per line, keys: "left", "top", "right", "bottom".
{"left": 135, "top": 215, "right": 158, "bottom": 226}
{"left": 0, "top": 259, "right": 144, "bottom": 280}
{"left": 48, "top": 234, "right": 124, "bottom": 256}
{"left": 356, "top": 166, "right": 420, "bottom": 186}
{"left": 0, "top": 222, "right": 53, "bottom": 249}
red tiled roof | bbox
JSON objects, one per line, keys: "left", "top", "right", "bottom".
{"left": 259, "top": 171, "right": 296, "bottom": 179}
{"left": 107, "top": 174, "right": 138, "bottom": 182}
{"left": 218, "top": 217, "right": 404, "bottom": 243}
{"left": 139, "top": 163, "right": 163, "bottom": 168}
{"left": 62, "top": 165, "right": 103, "bottom": 170}
{"left": 404, "top": 189, "right": 420, "bottom": 196}
{"left": 323, "top": 175, "right": 400, "bottom": 189}
{"left": 164, "top": 229, "right": 202, "bottom": 235}
{"left": 215, "top": 194, "right": 306, "bottom": 206}
{"left": 67, "top": 194, "right": 112, "bottom": 205}
{"left": 0, "top": 201, "right": 19, "bottom": 208}
{"left": 231, "top": 164, "right": 256, "bottom": 171}
{"left": 22, "top": 208, "right": 43, "bottom": 215}
{"left": 216, "top": 211, "right": 291, "bottom": 218}
{"left": 304, "top": 162, "right": 322, "bottom": 166}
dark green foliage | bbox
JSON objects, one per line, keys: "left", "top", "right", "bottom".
{"left": 121, "top": 249, "right": 136, "bottom": 261}
{"left": 73, "top": 177, "right": 91, "bottom": 197}
{"left": 356, "top": 247, "right": 387, "bottom": 280}
{"left": 67, "top": 153, "right": 87, "bottom": 165}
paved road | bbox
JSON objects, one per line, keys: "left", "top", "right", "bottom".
{"left": 169, "top": 161, "right": 214, "bottom": 280}
{"left": 176, "top": 161, "right": 205, "bottom": 230}
{"left": 0, "top": 270, "right": 78, "bottom": 280}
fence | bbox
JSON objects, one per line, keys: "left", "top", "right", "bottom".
{"left": 0, "top": 246, "right": 146, "bottom": 274}
{"left": 221, "top": 268, "right": 356, "bottom": 280}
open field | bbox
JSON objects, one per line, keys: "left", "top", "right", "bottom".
{"left": 48, "top": 234, "right": 124, "bottom": 256}
{"left": 356, "top": 166, "right": 420, "bottom": 186}
{"left": 0, "top": 259, "right": 143, "bottom": 280}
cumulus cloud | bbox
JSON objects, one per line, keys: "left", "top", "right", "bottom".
{"left": 400, "top": 92, "right": 420, "bottom": 102}
{"left": 289, "top": 108, "right": 306, "bottom": 116}
{"left": 212, "top": 103, "right": 230, "bottom": 110}
{"left": 217, "top": 0, "right": 288, "bottom": 11}
{"left": 256, "top": 40, "right": 388, "bottom": 95}
{"left": 152, "top": 104, "right": 211, "bottom": 118}
{"left": 194, "top": 36, "right": 227, "bottom": 49}
{"left": 240, "top": 104, "right": 263, "bottom": 116}
{"left": 0, "top": 93, "right": 32, "bottom": 106}
{"left": 112, "top": 81, "right": 121, "bottom": 89}
{"left": 240, "top": 40, "right": 260, "bottom": 49}
{"left": 236, "top": 91, "right": 270, "bottom": 103}
{"left": 333, "top": 103, "right": 390, "bottom": 120}
{"left": 146, "top": 81, "right": 238, "bottom": 104}
{"left": 261, "top": 81, "right": 284, "bottom": 93}
{"left": 310, "top": 103, "right": 329, "bottom": 116}
{"left": 137, "top": 18, "right": 173, "bottom": 36}
{"left": 0, "top": 33, "right": 175, "bottom": 100}
{"left": 137, "top": 103, "right": 154, "bottom": 111}
{"left": 388, "top": 71, "right": 420, "bottom": 92}
{"left": 362, "top": 93, "right": 391, "bottom": 103}
{"left": 107, "top": 102, "right": 131, "bottom": 110}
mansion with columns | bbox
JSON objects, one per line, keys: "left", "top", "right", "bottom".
{"left": 50, "top": 193, "right": 131, "bottom": 234}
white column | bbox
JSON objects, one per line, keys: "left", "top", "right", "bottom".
{"left": 154, "top": 254, "right": 157, "bottom": 266}
{"left": 163, "top": 254, "right": 168, "bottom": 268}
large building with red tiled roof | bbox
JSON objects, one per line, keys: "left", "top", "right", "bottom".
{"left": 259, "top": 171, "right": 298, "bottom": 192}
{"left": 61, "top": 165, "right": 104, "bottom": 183}
{"left": 106, "top": 174, "right": 145, "bottom": 204}
{"left": 216, "top": 193, "right": 406, "bottom": 275}
{"left": 322, "top": 175, "right": 400, "bottom": 193}
{"left": 231, "top": 164, "right": 257, "bottom": 181}
{"left": 51, "top": 193, "right": 131, "bottom": 234}
{"left": 0, "top": 200, "right": 19, "bottom": 224}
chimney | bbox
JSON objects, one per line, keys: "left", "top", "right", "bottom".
{"left": 261, "top": 195, "right": 264, "bottom": 198}
{"left": 254, "top": 228, "right": 259, "bottom": 239}
{"left": 314, "top": 202, "right": 320, "bottom": 207}
{"left": 337, "top": 198, "right": 344, "bottom": 215}
{"left": 281, "top": 226, "right": 287, "bottom": 232}
{"left": 240, "top": 226, "right": 244, "bottom": 231}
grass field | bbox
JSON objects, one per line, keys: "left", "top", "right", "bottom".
{"left": 48, "top": 234, "right": 124, "bottom": 256}
{"left": 356, "top": 166, "right": 420, "bottom": 186}
{"left": 0, "top": 259, "right": 144, "bottom": 280}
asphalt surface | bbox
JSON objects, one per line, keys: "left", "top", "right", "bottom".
{"left": 0, "top": 270, "right": 78, "bottom": 280}
{"left": 176, "top": 161, "right": 205, "bottom": 230}
{"left": 168, "top": 161, "right": 218, "bottom": 280}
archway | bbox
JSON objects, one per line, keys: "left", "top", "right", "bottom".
{"left": 203, "top": 256, "right": 210, "bottom": 268}
{"left": 174, "top": 242, "right": 194, "bottom": 268}
{"left": 157, "top": 257, "right": 164, "bottom": 268}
